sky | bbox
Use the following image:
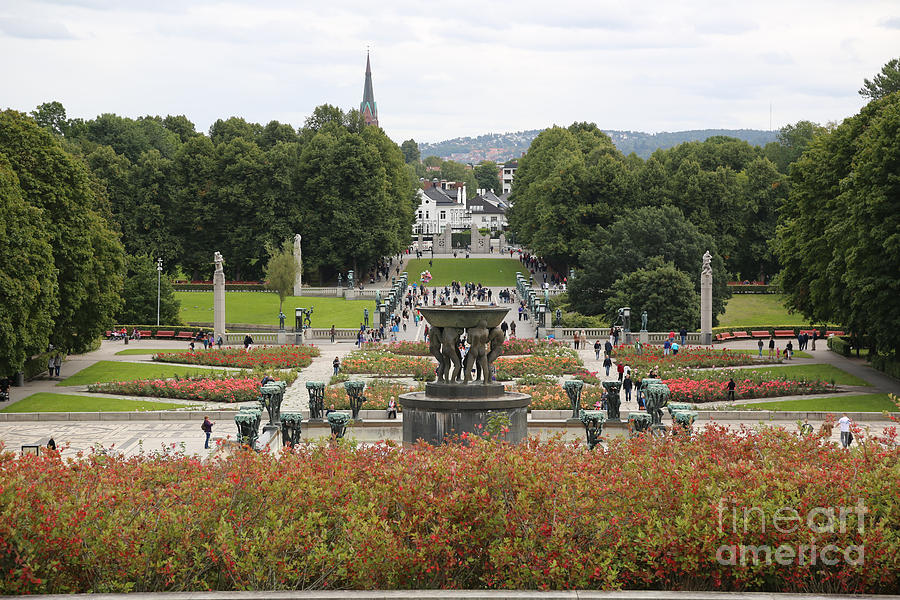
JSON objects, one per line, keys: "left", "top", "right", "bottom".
{"left": 1, "top": 0, "right": 897, "bottom": 144}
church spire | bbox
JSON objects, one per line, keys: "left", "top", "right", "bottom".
{"left": 360, "top": 51, "right": 378, "bottom": 127}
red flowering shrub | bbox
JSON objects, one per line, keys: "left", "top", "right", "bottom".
{"left": 615, "top": 345, "right": 771, "bottom": 377}
{"left": 494, "top": 355, "right": 580, "bottom": 380}
{"left": 664, "top": 376, "right": 833, "bottom": 403}
{"left": 362, "top": 341, "right": 429, "bottom": 355}
{"left": 153, "top": 345, "right": 319, "bottom": 369}
{"left": 1, "top": 427, "right": 897, "bottom": 593}
{"left": 341, "top": 350, "right": 436, "bottom": 381}
{"left": 88, "top": 376, "right": 261, "bottom": 403}
{"left": 323, "top": 381, "right": 424, "bottom": 411}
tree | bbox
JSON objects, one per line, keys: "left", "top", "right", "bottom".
{"left": 859, "top": 57, "right": 900, "bottom": 100}
{"left": 474, "top": 160, "right": 500, "bottom": 193}
{"left": 569, "top": 205, "right": 729, "bottom": 321}
{"left": 116, "top": 254, "right": 181, "bottom": 325}
{"left": 0, "top": 110, "right": 126, "bottom": 353}
{"left": 400, "top": 139, "right": 420, "bottom": 164}
{"left": 776, "top": 92, "right": 900, "bottom": 355}
{"left": 0, "top": 155, "right": 57, "bottom": 374}
{"left": 423, "top": 155, "right": 442, "bottom": 168}
{"left": 763, "top": 120, "right": 827, "bottom": 174}
{"left": 264, "top": 239, "right": 297, "bottom": 315}
{"left": 603, "top": 260, "right": 699, "bottom": 331}
{"left": 30, "top": 101, "right": 68, "bottom": 136}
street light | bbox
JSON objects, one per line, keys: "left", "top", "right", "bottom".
{"left": 156, "top": 257, "right": 163, "bottom": 326}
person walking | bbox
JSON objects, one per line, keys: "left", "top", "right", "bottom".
{"left": 604, "top": 340, "right": 613, "bottom": 358}
{"left": 768, "top": 337, "right": 775, "bottom": 358}
{"left": 623, "top": 374, "right": 633, "bottom": 403}
{"left": 243, "top": 334, "right": 253, "bottom": 351}
{"left": 812, "top": 330, "right": 818, "bottom": 351}
{"left": 663, "top": 338, "right": 671, "bottom": 356}
{"left": 330, "top": 325, "right": 336, "bottom": 343}
{"left": 573, "top": 330, "right": 580, "bottom": 350}
{"left": 757, "top": 339, "right": 764, "bottom": 358}
{"left": 594, "top": 340, "right": 601, "bottom": 361}
{"left": 727, "top": 378, "right": 736, "bottom": 402}
{"left": 838, "top": 413, "right": 853, "bottom": 448}
{"left": 201, "top": 416, "right": 214, "bottom": 449}
{"left": 786, "top": 341, "right": 794, "bottom": 360}
{"left": 679, "top": 327, "right": 687, "bottom": 347}
{"left": 333, "top": 356, "right": 341, "bottom": 376}
{"left": 616, "top": 362, "right": 624, "bottom": 382}
{"left": 603, "top": 355, "right": 612, "bottom": 376}
{"left": 53, "top": 353, "right": 62, "bottom": 377}
{"left": 47, "top": 354, "right": 55, "bottom": 379}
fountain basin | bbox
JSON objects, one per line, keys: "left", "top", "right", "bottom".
{"left": 400, "top": 390, "right": 531, "bottom": 445}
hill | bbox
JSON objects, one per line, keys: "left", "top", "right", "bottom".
{"left": 419, "top": 128, "right": 777, "bottom": 162}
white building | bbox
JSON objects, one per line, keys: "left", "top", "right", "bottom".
{"left": 413, "top": 185, "right": 507, "bottom": 234}
{"left": 500, "top": 159, "right": 517, "bottom": 194}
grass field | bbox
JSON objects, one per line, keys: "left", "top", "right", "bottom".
{"left": 737, "top": 394, "right": 897, "bottom": 412}
{"left": 735, "top": 364, "right": 871, "bottom": 387}
{"left": 176, "top": 293, "right": 374, "bottom": 328}
{"left": 719, "top": 294, "right": 824, "bottom": 327}
{"left": 58, "top": 361, "right": 231, "bottom": 387}
{"left": 116, "top": 348, "right": 191, "bottom": 356}
{"left": 404, "top": 258, "right": 521, "bottom": 286}
{"left": 1, "top": 393, "right": 193, "bottom": 413}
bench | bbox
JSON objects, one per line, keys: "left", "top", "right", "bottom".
{"left": 155, "top": 330, "right": 175, "bottom": 339}
{"left": 175, "top": 331, "right": 195, "bottom": 340}
{"left": 827, "top": 330, "right": 845, "bottom": 336}
{"left": 751, "top": 331, "right": 770, "bottom": 338}
{"left": 730, "top": 331, "right": 751, "bottom": 339}
{"left": 774, "top": 330, "right": 795, "bottom": 338}
{"left": 138, "top": 330, "right": 152, "bottom": 338}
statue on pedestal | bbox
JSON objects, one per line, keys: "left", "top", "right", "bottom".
{"left": 214, "top": 251, "right": 224, "bottom": 273}
{"left": 702, "top": 250, "right": 712, "bottom": 276}
{"left": 641, "top": 311, "right": 648, "bottom": 331}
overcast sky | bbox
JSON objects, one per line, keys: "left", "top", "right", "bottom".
{"left": 1, "top": 0, "right": 897, "bottom": 143}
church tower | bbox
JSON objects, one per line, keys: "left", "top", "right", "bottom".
{"left": 360, "top": 51, "right": 378, "bottom": 127}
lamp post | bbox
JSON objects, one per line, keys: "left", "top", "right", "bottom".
{"left": 156, "top": 257, "right": 163, "bottom": 326}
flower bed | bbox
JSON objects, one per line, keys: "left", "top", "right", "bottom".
{"left": 613, "top": 345, "right": 772, "bottom": 378}
{"left": 88, "top": 376, "right": 262, "bottom": 403}
{"left": 515, "top": 383, "right": 603, "bottom": 411}
{"left": 501, "top": 338, "right": 576, "bottom": 358}
{"left": 362, "top": 340, "right": 429, "bottom": 355}
{"left": 323, "top": 381, "right": 424, "bottom": 412}
{"left": 341, "top": 350, "right": 436, "bottom": 381}
{"left": 494, "top": 355, "right": 580, "bottom": 380}
{"left": 153, "top": 345, "right": 320, "bottom": 369}
{"left": 2, "top": 428, "right": 896, "bottom": 593}
{"left": 663, "top": 377, "right": 833, "bottom": 403}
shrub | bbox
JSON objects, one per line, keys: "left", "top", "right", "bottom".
{"left": 1, "top": 428, "right": 896, "bottom": 593}
{"left": 493, "top": 355, "right": 580, "bottom": 380}
{"left": 828, "top": 335, "right": 852, "bottom": 357}
{"left": 341, "top": 350, "right": 436, "bottom": 381}
{"left": 870, "top": 353, "right": 900, "bottom": 380}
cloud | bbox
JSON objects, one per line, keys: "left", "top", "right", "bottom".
{"left": 879, "top": 16, "right": 900, "bottom": 29}
{"left": 0, "top": 17, "right": 75, "bottom": 39}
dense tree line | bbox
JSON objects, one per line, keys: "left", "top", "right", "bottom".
{"left": 30, "top": 103, "right": 415, "bottom": 283}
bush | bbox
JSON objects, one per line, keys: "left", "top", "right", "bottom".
{"left": 1, "top": 428, "right": 897, "bottom": 593}
{"left": 828, "top": 335, "right": 852, "bottom": 357}
{"left": 726, "top": 284, "right": 779, "bottom": 294}
{"left": 869, "top": 353, "right": 900, "bottom": 380}
{"left": 22, "top": 351, "right": 54, "bottom": 380}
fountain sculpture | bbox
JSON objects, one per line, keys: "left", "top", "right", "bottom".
{"left": 399, "top": 306, "right": 531, "bottom": 444}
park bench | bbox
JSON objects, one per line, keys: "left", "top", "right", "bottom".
{"left": 730, "top": 331, "right": 751, "bottom": 339}
{"left": 751, "top": 331, "right": 770, "bottom": 338}
{"left": 175, "top": 331, "right": 195, "bottom": 340}
{"left": 138, "top": 330, "right": 152, "bottom": 338}
{"left": 827, "top": 330, "right": 845, "bottom": 336}
{"left": 155, "top": 330, "right": 175, "bottom": 339}
{"left": 774, "top": 330, "right": 795, "bottom": 338}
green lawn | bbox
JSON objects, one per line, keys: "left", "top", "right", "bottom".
{"left": 58, "top": 361, "right": 230, "bottom": 387}
{"left": 176, "top": 293, "right": 374, "bottom": 328}
{"left": 116, "top": 348, "right": 191, "bottom": 356}
{"left": 720, "top": 294, "right": 828, "bottom": 327}
{"left": 1, "top": 393, "right": 193, "bottom": 413}
{"left": 404, "top": 258, "right": 521, "bottom": 286}
{"left": 735, "top": 364, "right": 871, "bottom": 387}
{"left": 737, "top": 394, "right": 897, "bottom": 412}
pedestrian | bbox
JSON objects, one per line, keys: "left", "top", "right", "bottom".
{"left": 190, "top": 341, "right": 195, "bottom": 351}
{"left": 53, "top": 353, "right": 61, "bottom": 377}
{"left": 364, "top": 308, "right": 369, "bottom": 327}
{"left": 201, "top": 415, "right": 214, "bottom": 449}
{"left": 48, "top": 354, "right": 54, "bottom": 379}
{"left": 510, "top": 321, "right": 516, "bottom": 337}
{"left": 603, "top": 355, "right": 612, "bottom": 376}
{"left": 47, "top": 437, "right": 56, "bottom": 451}
{"left": 612, "top": 327, "right": 620, "bottom": 347}
{"left": 594, "top": 340, "right": 601, "bottom": 361}
{"left": 623, "top": 374, "right": 633, "bottom": 402}
{"left": 679, "top": 327, "right": 687, "bottom": 346}
{"left": 671, "top": 341, "right": 680, "bottom": 355}
{"left": 663, "top": 339, "right": 671, "bottom": 356}
{"left": 387, "top": 397, "right": 397, "bottom": 419}
{"left": 330, "top": 325, "right": 336, "bottom": 343}
{"left": 786, "top": 341, "right": 793, "bottom": 360}
{"left": 604, "top": 340, "right": 613, "bottom": 358}
{"left": 635, "top": 377, "right": 644, "bottom": 408}
{"left": 333, "top": 356, "right": 340, "bottom": 376}
{"left": 768, "top": 337, "right": 775, "bottom": 358}
{"left": 812, "top": 330, "right": 818, "bottom": 351}
{"left": 573, "top": 330, "right": 580, "bottom": 350}
{"left": 243, "top": 334, "right": 253, "bottom": 351}
{"left": 838, "top": 413, "right": 853, "bottom": 448}
{"left": 216, "top": 335, "right": 223, "bottom": 349}
{"left": 616, "top": 362, "right": 624, "bottom": 382}
{"left": 727, "top": 378, "right": 736, "bottom": 402}
{"left": 757, "top": 339, "right": 764, "bottom": 358}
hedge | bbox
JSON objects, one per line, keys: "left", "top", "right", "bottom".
{"left": 712, "top": 325, "right": 828, "bottom": 336}
{"left": 870, "top": 353, "right": 900, "bottom": 380}
{"left": 112, "top": 325, "right": 209, "bottom": 336}
{"left": 828, "top": 335, "right": 852, "bottom": 357}
{"left": 174, "top": 283, "right": 271, "bottom": 292}
{"left": 1, "top": 427, "right": 898, "bottom": 593}
{"left": 726, "top": 284, "right": 780, "bottom": 294}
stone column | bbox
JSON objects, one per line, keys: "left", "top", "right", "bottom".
{"left": 213, "top": 251, "right": 226, "bottom": 342}
{"left": 292, "top": 234, "right": 302, "bottom": 296}
{"left": 700, "top": 250, "right": 713, "bottom": 345}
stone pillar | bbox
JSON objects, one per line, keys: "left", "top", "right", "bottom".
{"left": 292, "top": 234, "right": 302, "bottom": 296}
{"left": 700, "top": 250, "right": 713, "bottom": 345}
{"left": 213, "top": 251, "right": 226, "bottom": 341}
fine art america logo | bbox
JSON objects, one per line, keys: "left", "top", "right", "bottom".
{"left": 716, "top": 499, "right": 867, "bottom": 566}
